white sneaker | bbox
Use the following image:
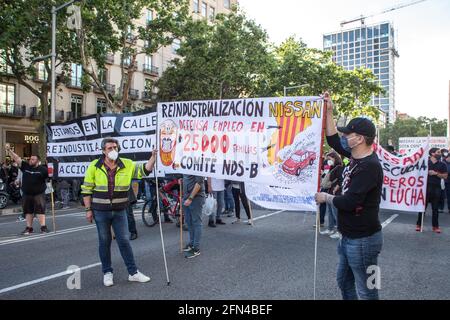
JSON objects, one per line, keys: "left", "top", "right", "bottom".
{"left": 320, "top": 229, "right": 332, "bottom": 235}
{"left": 103, "top": 272, "right": 114, "bottom": 287}
{"left": 232, "top": 219, "right": 241, "bottom": 224}
{"left": 330, "top": 231, "right": 341, "bottom": 239}
{"left": 128, "top": 271, "right": 151, "bottom": 283}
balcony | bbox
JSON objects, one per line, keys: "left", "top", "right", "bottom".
{"left": 65, "top": 78, "right": 83, "bottom": 90}
{"left": 93, "top": 82, "right": 116, "bottom": 95}
{"left": 143, "top": 64, "right": 159, "bottom": 76}
{"left": 56, "top": 110, "right": 65, "bottom": 121}
{"left": 128, "top": 88, "right": 139, "bottom": 100}
{"left": 30, "top": 106, "right": 41, "bottom": 120}
{"left": 0, "top": 104, "right": 27, "bottom": 117}
{"left": 105, "top": 54, "right": 115, "bottom": 64}
{"left": 141, "top": 91, "right": 156, "bottom": 102}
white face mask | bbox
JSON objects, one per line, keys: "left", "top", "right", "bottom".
{"left": 107, "top": 150, "right": 119, "bottom": 161}
{"left": 327, "top": 159, "right": 335, "bottom": 166}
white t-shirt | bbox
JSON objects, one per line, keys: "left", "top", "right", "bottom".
{"left": 210, "top": 178, "right": 225, "bottom": 192}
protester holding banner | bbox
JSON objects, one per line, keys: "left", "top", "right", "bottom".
{"left": 182, "top": 174, "right": 206, "bottom": 258}
{"left": 438, "top": 148, "right": 448, "bottom": 212}
{"left": 6, "top": 145, "right": 50, "bottom": 235}
{"left": 416, "top": 148, "right": 448, "bottom": 233}
{"left": 315, "top": 92, "right": 383, "bottom": 300}
{"left": 81, "top": 137, "right": 156, "bottom": 287}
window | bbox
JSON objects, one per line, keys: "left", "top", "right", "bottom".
{"left": 374, "top": 26, "right": 379, "bottom": 37}
{"left": 172, "top": 38, "right": 180, "bottom": 54}
{"left": 355, "top": 29, "right": 360, "bottom": 41}
{"left": 145, "top": 55, "right": 152, "bottom": 67}
{"left": 70, "top": 63, "right": 82, "bottom": 87}
{"left": 201, "top": 2, "right": 207, "bottom": 17}
{"left": 368, "top": 28, "right": 373, "bottom": 38}
{"left": 324, "top": 35, "right": 332, "bottom": 48}
{"left": 380, "top": 74, "right": 389, "bottom": 80}
{"left": 98, "top": 69, "right": 107, "bottom": 84}
{"left": 37, "top": 62, "right": 48, "bottom": 81}
{"left": 361, "top": 28, "right": 366, "bottom": 40}
{"left": 96, "top": 98, "right": 107, "bottom": 114}
{"left": 123, "top": 55, "right": 131, "bottom": 66}
{"left": 380, "top": 23, "right": 389, "bottom": 37}
{"left": 349, "top": 30, "right": 354, "bottom": 42}
{"left": 0, "top": 83, "right": 15, "bottom": 113}
{"left": 146, "top": 9, "right": 153, "bottom": 23}
{"left": 337, "top": 33, "right": 342, "bottom": 43}
{"left": 380, "top": 36, "right": 389, "bottom": 43}
{"left": 332, "top": 34, "right": 336, "bottom": 44}
{"left": 380, "top": 61, "right": 389, "bottom": 68}
{"left": 224, "top": 0, "right": 231, "bottom": 9}
{"left": 380, "top": 42, "right": 389, "bottom": 49}
{"left": 349, "top": 49, "right": 354, "bottom": 54}
{"left": 209, "top": 6, "right": 215, "bottom": 21}
{"left": 344, "top": 32, "right": 348, "bottom": 43}
{"left": 71, "top": 94, "right": 83, "bottom": 118}
{"left": 380, "top": 55, "right": 389, "bottom": 62}
{"left": 193, "top": 0, "right": 199, "bottom": 12}
{"left": 380, "top": 67, "right": 389, "bottom": 73}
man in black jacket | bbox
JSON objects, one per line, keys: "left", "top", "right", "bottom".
{"left": 315, "top": 92, "right": 383, "bottom": 300}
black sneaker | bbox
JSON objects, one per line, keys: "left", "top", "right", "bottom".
{"left": 216, "top": 219, "right": 226, "bottom": 225}
{"left": 185, "top": 248, "right": 200, "bottom": 259}
{"left": 183, "top": 244, "right": 193, "bottom": 252}
{"left": 40, "top": 226, "right": 50, "bottom": 233}
{"left": 208, "top": 221, "right": 216, "bottom": 228}
{"left": 130, "top": 233, "right": 138, "bottom": 240}
{"left": 21, "top": 227, "right": 33, "bottom": 235}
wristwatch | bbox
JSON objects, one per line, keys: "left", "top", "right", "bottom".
{"left": 188, "top": 196, "right": 194, "bottom": 201}
{"left": 85, "top": 207, "right": 92, "bottom": 212}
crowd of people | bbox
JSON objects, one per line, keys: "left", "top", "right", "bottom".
{"left": 3, "top": 93, "right": 449, "bottom": 299}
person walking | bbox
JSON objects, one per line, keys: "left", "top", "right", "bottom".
{"left": 315, "top": 92, "right": 384, "bottom": 300}
{"left": 182, "top": 175, "right": 205, "bottom": 258}
{"left": 81, "top": 137, "right": 155, "bottom": 287}
{"left": 6, "top": 145, "right": 50, "bottom": 234}
{"left": 443, "top": 152, "right": 450, "bottom": 214}
{"left": 416, "top": 148, "right": 448, "bottom": 233}
{"left": 231, "top": 181, "right": 252, "bottom": 225}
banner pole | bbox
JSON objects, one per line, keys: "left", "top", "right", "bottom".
{"left": 154, "top": 128, "right": 170, "bottom": 285}
{"left": 50, "top": 181, "right": 56, "bottom": 233}
{"left": 313, "top": 97, "right": 328, "bottom": 300}
{"left": 179, "top": 178, "right": 183, "bottom": 252}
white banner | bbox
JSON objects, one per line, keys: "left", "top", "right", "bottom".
{"left": 245, "top": 183, "right": 317, "bottom": 211}
{"left": 375, "top": 143, "right": 429, "bottom": 212}
{"left": 398, "top": 137, "right": 447, "bottom": 155}
{"left": 157, "top": 97, "right": 324, "bottom": 192}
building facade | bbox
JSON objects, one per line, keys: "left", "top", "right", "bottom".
{"left": 0, "top": 0, "right": 237, "bottom": 161}
{"left": 323, "top": 22, "right": 397, "bottom": 124}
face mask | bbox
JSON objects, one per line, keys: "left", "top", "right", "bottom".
{"left": 327, "top": 159, "right": 335, "bottom": 166}
{"left": 340, "top": 136, "right": 352, "bottom": 153}
{"left": 107, "top": 150, "right": 119, "bottom": 161}
{"left": 443, "top": 152, "right": 448, "bottom": 158}
{"left": 434, "top": 154, "right": 441, "bottom": 161}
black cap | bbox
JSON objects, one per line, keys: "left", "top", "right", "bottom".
{"left": 337, "top": 117, "right": 376, "bottom": 138}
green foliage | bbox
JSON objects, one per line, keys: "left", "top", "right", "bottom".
{"left": 379, "top": 116, "right": 448, "bottom": 148}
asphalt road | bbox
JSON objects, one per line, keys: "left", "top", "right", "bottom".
{"left": 0, "top": 204, "right": 449, "bottom": 300}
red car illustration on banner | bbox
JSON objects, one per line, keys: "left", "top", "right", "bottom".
{"left": 282, "top": 150, "right": 317, "bottom": 176}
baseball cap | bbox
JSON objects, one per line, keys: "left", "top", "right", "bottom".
{"left": 337, "top": 117, "right": 376, "bottom": 138}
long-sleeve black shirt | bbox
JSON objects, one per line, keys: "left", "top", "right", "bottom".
{"left": 326, "top": 134, "right": 383, "bottom": 239}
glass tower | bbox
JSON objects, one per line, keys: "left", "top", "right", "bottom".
{"left": 323, "top": 22, "right": 397, "bottom": 124}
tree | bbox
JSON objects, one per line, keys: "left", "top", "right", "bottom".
{"left": 156, "top": 9, "right": 275, "bottom": 101}
{"left": 1, "top": 0, "right": 83, "bottom": 158}
{"left": 271, "top": 37, "right": 383, "bottom": 122}
{"left": 74, "top": 0, "right": 189, "bottom": 112}
{"left": 379, "top": 116, "right": 448, "bottom": 148}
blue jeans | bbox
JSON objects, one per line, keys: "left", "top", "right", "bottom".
{"left": 209, "top": 190, "right": 225, "bottom": 223}
{"left": 93, "top": 209, "right": 138, "bottom": 275}
{"left": 337, "top": 231, "right": 383, "bottom": 300}
{"left": 326, "top": 202, "right": 338, "bottom": 231}
{"left": 224, "top": 184, "right": 235, "bottom": 211}
{"left": 183, "top": 197, "right": 204, "bottom": 250}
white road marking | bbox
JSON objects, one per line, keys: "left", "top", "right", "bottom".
{"left": 0, "top": 263, "right": 101, "bottom": 295}
{"left": 381, "top": 214, "right": 399, "bottom": 229}
{"left": 250, "top": 210, "right": 286, "bottom": 222}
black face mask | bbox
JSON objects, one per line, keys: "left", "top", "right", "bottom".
{"left": 434, "top": 155, "right": 441, "bottom": 161}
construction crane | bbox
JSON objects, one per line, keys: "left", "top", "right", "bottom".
{"left": 340, "top": 0, "right": 428, "bottom": 27}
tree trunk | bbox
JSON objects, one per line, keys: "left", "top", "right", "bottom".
{"left": 38, "top": 91, "right": 49, "bottom": 161}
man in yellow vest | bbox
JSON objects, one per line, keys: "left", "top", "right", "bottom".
{"left": 82, "top": 137, "right": 156, "bottom": 287}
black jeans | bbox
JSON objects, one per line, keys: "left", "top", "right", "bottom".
{"left": 232, "top": 187, "right": 251, "bottom": 219}
{"left": 319, "top": 188, "right": 327, "bottom": 224}
{"left": 417, "top": 185, "right": 441, "bottom": 228}
{"left": 126, "top": 205, "right": 137, "bottom": 234}
{"left": 446, "top": 184, "right": 450, "bottom": 212}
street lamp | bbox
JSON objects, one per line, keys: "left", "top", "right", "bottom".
{"left": 283, "top": 84, "right": 309, "bottom": 97}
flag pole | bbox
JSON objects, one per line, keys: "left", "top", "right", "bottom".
{"left": 313, "top": 96, "right": 328, "bottom": 300}
{"left": 154, "top": 127, "right": 170, "bottom": 286}
{"left": 179, "top": 178, "right": 183, "bottom": 252}
{"left": 50, "top": 181, "right": 56, "bottom": 233}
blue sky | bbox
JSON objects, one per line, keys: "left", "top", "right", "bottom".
{"left": 239, "top": 0, "right": 450, "bottom": 120}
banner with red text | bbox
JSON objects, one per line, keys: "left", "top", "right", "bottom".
{"left": 157, "top": 97, "right": 324, "bottom": 196}
{"left": 374, "top": 142, "right": 429, "bottom": 212}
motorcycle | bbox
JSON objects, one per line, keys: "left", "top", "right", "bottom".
{"left": 0, "top": 179, "right": 10, "bottom": 209}
{"left": 7, "top": 181, "right": 21, "bottom": 204}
